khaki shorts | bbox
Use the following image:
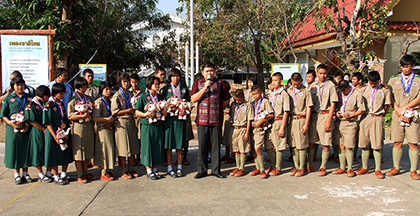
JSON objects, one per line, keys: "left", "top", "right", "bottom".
{"left": 339, "top": 120, "right": 358, "bottom": 149}
{"left": 253, "top": 128, "right": 271, "bottom": 149}
{"left": 308, "top": 113, "right": 320, "bottom": 144}
{"left": 290, "top": 118, "right": 309, "bottom": 149}
{"left": 391, "top": 111, "right": 419, "bottom": 144}
{"left": 268, "top": 119, "right": 288, "bottom": 151}
{"left": 359, "top": 116, "right": 384, "bottom": 150}
{"left": 316, "top": 112, "right": 333, "bottom": 146}
{"left": 231, "top": 127, "right": 251, "bottom": 153}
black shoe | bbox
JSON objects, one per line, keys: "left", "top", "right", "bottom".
{"left": 14, "top": 176, "right": 22, "bottom": 185}
{"left": 40, "top": 175, "right": 53, "bottom": 183}
{"left": 148, "top": 173, "right": 158, "bottom": 180}
{"left": 61, "top": 176, "right": 70, "bottom": 184}
{"left": 176, "top": 169, "right": 183, "bottom": 177}
{"left": 194, "top": 173, "right": 208, "bottom": 179}
{"left": 23, "top": 174, "right": 33, "bottom": 183}
{"left": 54, "top": 177, "right": 69, "bottom": 185}
{"left": 167, "top": 170, "right": 177, "bottom": 178}
{"left": 210, "top": 173, "right": 226, "bottom": 179}
{"left": 64, "top": 175, "right": 74, "bottom": 182}
{"left": 154, "top": 172, "right": 162, "bottom": 179}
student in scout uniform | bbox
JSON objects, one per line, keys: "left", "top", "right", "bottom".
{"left": 333, "top": 80, "right": 365, "bottom": 177}
{"left": 0, "top": 71, "right": 35, "bottom": 105}
{"left": 135, "top": 76, "right": 166, "bottom": 180}
{"left": 221, "top": 81, "right": 234, "bottom": 163}
{"left": 83, "top": 68, "right": 100, "bottom": 101}
{"left": 356, "top": 71, "right": 390, "bottom": 179}
{"left": 46, "top": 68, "right": 73, "bottom": 112}
{"left": 249, "top": 85, "right": 274, "bottom": 179}
{"left": 331, "top": 73, "right": 343, "bottom": 163}
{"left": 287, "top": 73, "right": 313, "bottom": 177}
{"left": 93, "top": 81, "right": 117, "bottom": 181}
{"left": 306, "top": 69, "right": 320, "bottom": 171}
{"left": 266, "top": 72, "right": 290, "bottom": 176}
{"left": 228, "top": 89, "right": 253, "bottom": 177}
{"left": 1, "top": 77, "right": 32, "bottom": 184}
{"left": 112, "top": 72, "right": 139, "bottom": 179}
{"left": 308, "top": 64, "right": 339, "bottom": 176}
{"left": 67, "top": 77, "right": 96, "bottom": 183}
{"left": 244, "top": 75, "right": 256, "bottom": 103}
{"left": 352, "top": 72, "right": 364, "bottom": 89}
{"left": 155, "top": 66, "right": 167, "bottom": 92}
{"left": 387, "top": 55, "right": 420, "bottom": 180}
{"left": 162, "top": 68, "right": 190, "bottom": 177}
{"left": 43, "top": 83, "right": 74, "bottom": 185}
{"left": 130, "top": 73, "right": 144, "bottom": 166}
{"left": 25, "top": 85, "right": 52, "bottom": 183}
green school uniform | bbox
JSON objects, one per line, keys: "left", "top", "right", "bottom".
{"left": 135, "top": 90, "right": 165, "bottom": 167}
{"left": 0, "top": 93, "right": 31, "bottom": 169}
{"left": 162, "top": 84, "right": 190, "bottom": 150}
{"left": 43, "top": 99, "right": 73, "bottom": 167}
{"left": 25, "top": 98, "right": 46, "bottom": 166}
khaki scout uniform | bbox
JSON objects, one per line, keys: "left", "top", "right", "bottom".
{"left": 308, "top": 80, "right": 339, "bottom": 146}
{"left": 86, "top": 83, "right": 100, "bottom": 101}
{"left": 359, "top": 84, "right": 391, "bottom": 149}
{"left": 252, "top": 98, "right": 274, "bottom": 149}
{"left": 337, "top": 89, "right": 366, "bottom": 149}
{"left": 308, "top": 84, "right": 320, "bottom": 144}
{"left": 388, "top": 74, "right": 420, "bottom": 143}
{"left": 230, "top": 101, "right": 253, "bottom": 153}
{"left": 287, "top": 87, "right": 313, "bottom": 149}
{"left": 244, "top": 89, "right": 254, "bottom": 103}
{"left": 268, "top": 88, "right": 290, "bottom": 151}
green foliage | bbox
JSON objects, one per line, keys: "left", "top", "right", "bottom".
{"left": 384, "top": 108, "right": 393, "bottom": 127}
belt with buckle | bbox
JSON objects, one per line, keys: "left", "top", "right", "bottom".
{"left": 234, "top": 126, "right": 246, "bottom": 129}
{"left": 292, "top": 115, "right": 306, "bottom": 120}
{"left": 369, "top": 114, "right": 384, "bottom": 117}
{"left": 275, "top": 116, "right": 283, "bottom": 121}
{"left": 320, "top": 110, "right": 330, "bottom": 114}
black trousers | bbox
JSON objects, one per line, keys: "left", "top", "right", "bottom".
{"left": 197, "top": 125, "right": 221, "bottom": 174}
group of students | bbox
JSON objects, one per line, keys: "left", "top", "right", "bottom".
{"left": 1, "top": 67, "right": 191, "bottom": 185}
{"left": 226, "top": 55, "right": 420, "bottom": 180}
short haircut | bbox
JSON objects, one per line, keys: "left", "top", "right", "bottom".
{"left": 55, "top": 68, "right": 68, "bottom": 78}
{"left": 334, "top": 72, "right": 343, "bottom": 79}
{"left": 344, "top": 73, "right": 351, "bottom": 78}
{"left": 338, "top": 80, "right": 350, "bottom": 91}
{"left": 52, "top": 83, "right": 66, "bottom": 96}
{"left": 167, "top": 68, "right": 182, "bottom": 82}
{"left": 11, "top": 70, "right": 23, "bottom": 79}
{"left": 307, "top": 69, "right": 316, "bottom": 77}
{"left": 117, "top": 72, "right": 130, "bottom": 86}
{"left": 291, "top": 72, "right": 302, "bottom": 81}
{"left": 155, "top": 66, "right": 166, "bottom": 74}
{"left": 352, "top": 72, "right": 363, "bottom": 81}
{"left": 35, "top": 85, "right": 51, "bottom": 98}
{"left": 74, "top": 77, "right": 88, "bottom": 90}
{"left": 83, "top": 68, "right": 94, "bottom": 76}
{"left": 234, "top": 89, "right": 245, "bottom": 98}
{"left": 251, "top": 84, "right": 262, "bottom": 92}
{"left": 316, "top": 64, "right": 328, "bottom": 71}
{"left": 10, "top": 77, "right": 25, "bottom": 90}
{"left": 201, "top": 61, "right": 215, "bottom": 71}
{"left": 247, "top": 75, "right": 257, "bottom": 83}
{"left": 130, "top": 73, "right": 140, "bottom": 81}
{"left": 98, "top": 81, "right": 113, "bottom": 95}
{"left": 146, "top": 76, "right": 160, "bottom": 89}
{"left": 400, "top": 55, "right": 415, "bottom": 66}
{"left": 367, "top": 71, "right": 381, "bottom": 82}
{"left": 272, "top": 72, "right": 283, "bottom": 80}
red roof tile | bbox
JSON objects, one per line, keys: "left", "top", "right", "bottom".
{"left": 386, "top": 21, "right": 420, "bottom": 31}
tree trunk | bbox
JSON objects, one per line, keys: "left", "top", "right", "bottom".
{"left": 56, "top": 0, "right": 74, "bottom": 71}
{"left": 254, "top": 36, "right": 264, "bottom": 92}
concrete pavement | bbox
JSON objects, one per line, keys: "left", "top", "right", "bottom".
{"left": 1, "top": 140, "right": 420, "bottom": 216}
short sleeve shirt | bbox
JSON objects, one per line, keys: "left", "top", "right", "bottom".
{"left": 93, "top": 97, "right": 114, "bottom": 128}
{"left": 360, "top": 84, "right": 391, "bottom": 115}
{"left": 287, "top": 87, "right": 313, "bottom": 116}
{"left": 309, "top": 80, "right": 339, "bottom": 111}
{"left": 252, "top": 98, "right": 274, "bottom": 118}
{"left": 338, "top": 88, "right": 366, "bottom": 120}
{"left": 388, "top": 73, "right": 420, "bottom": 109}
{"left": 269, "top": 88, "right": 290, "bottom": 118}
{"left": 230, "top": 101, "right": 254, "bottom": 127}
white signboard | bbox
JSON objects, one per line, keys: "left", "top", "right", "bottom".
{"left": 1, "top": 35, "right": 49, "bottom": 92}
{"left": 79, "top": 64, "right": 107, "bottom": 85}
{"left": 271, "top": 63, "right": 299, "bottom": 85}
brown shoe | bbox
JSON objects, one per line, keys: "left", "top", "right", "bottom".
{"left": 375, "top": 170, "right": 384, "bottom": 179}
{"left": 307, "top": 166, "right": 315, "bottom": 172}
{"left": 295, "top": 169, "right": 305, "bottom": 177}
{"left": 355, "top": 168, "right": 369, "bottom": 175}
{"left": 332, "top": 168, "right": 346, "bottom": 175}
{"left": 265, "top": 166, "right": 273, "bottom": 174}
{"left": 269, "top": 168, "right": 281, "bottom": 176}
{"left": 234, "top": 169, "right": 246, "bottom": 177}
{"left": 130, "top": 170, "right": 139, "bottom": 178}
{"left": 100, "top": 173, "right": 114, "bottom": 181}
{"left": 386, "top": 167, "right": 400, "bottom": 176}
{"left": 249, "top": 168, "right": 260, "bottom": 176}
{"left": 84, "top": 174, "right": 97, "bottom": 180}
{"left": 260, "top": 171, "right": 267, "bottom": 179}
{"left": 230, "top": 168, "right": 239, "bottom": 176}
{"left": 78, "top": 177, "right": 87, "bottom": 184}
{"left": 318, "top": 168, "right": 327, "bottom": 176}
{"left": 289, "top": 168, "right": 298, "bottom": 176}
{"left": 121, "top": 172, "right": 132, "bottom": 179}
{"left": 347, "top": 169, "right": 355, "bottom": 177}
{"left": 411, "top": 171, "right": 420, "bottom": 180}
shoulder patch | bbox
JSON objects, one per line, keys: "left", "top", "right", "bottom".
{"left": 46, "top": 101, "right": 52, "bottom": 108}
{"left": 390, "top": 74, "right": 398, "bottom": 78}
{"left": 382, "top": 84, "right": 388, "bottom": 89}
{"left": 417, "top": 75, "right": 420, "bottom": 79}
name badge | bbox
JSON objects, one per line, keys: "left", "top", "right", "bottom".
{"left": 414, "top": 83, "right": 418, "bottom": 86}
{"left": 378, "top": 91, "right": 383, "bottom": 95}
{"left": 324, "top": 89, "right": 329, "bottom": 92}
{"left": 349, "top": 98, "right": 355, "bottom": 101}
{"left": 277, "top": 96, "right": 282, "bottom": 100}
{"left": 242, "top": 107, "right": 246, "bottom": 110}
{"left": 182, "top": 89, "right": 186, "bottom": 93}
{"left": 298, "top": 93, "right": 303, "bottom": 96}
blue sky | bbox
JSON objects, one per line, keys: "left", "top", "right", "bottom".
{"left": 157, "top": 0, "right": 186, "bottom": 17}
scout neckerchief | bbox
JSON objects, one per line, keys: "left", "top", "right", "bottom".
{"left": 171, "top": 82, "right": 181, "bottom": 98}
{"left": 254, "top": 97, "right": 263, "bottom": 117}
{"left": 31, "top": 97, "right": 43, "bottom": 109}
{"left": 14, "top": 93, "right": 26, "bottom": 112}
{"left": 369, "top": 83, "right": 380, "bottom": 108}
{"left": 101, "top": 96, "right": 112, "bottom": 117}
{"left": 148, "top": 90, "right": 158, "bottom": 103}
{"left": 119, "top": 87, "right": 131, "bottom": 109}
{"left": 317, "top": 81, "right": 326, "bottom": 106}
{"left": 234, "top": 103, "right": 244, "bottom": 123}
{"left": 340, "top": 87, "right": 354, "bottom": 113}
{"left": 271, "top": 87, "right": 284, "bottom": 108}
{"left": 400, "top": 72, "right": 415, "bottom": 98}
{"left": 74, "top": 91, "right": 87, "bottom": 103}
{"left": 292, "top": 86, "right": 301, "bottom": 107}
{"left": 51, "top": 96, "right": 64, "bottom": 124}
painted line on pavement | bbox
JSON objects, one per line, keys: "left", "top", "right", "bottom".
{"left": 0, "top": 181, "right": 40, "bottom": 211}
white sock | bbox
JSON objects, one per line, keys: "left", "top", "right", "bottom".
{"left": 14, "top": 173, "right": 20, "bottom": 178}
{"left": 177, "top": 164, "right": 182, "bottom": 170}
{"left": 53, "top": 175, "right": 59, "bottom": 181}
{"left": 46, "top": 171, "right": 52, "bottom": 177}
{"left": 22, "top": 171, "right": 28, "bottom": 176}
{"left": 146, "top": 168, "right": 152, "bottom": 175}
{"left": 152, "top": 168, "right": 157, "bottom": 173}
{"left": 38, "top": 172, "right": 45, "bottom": 178}
{"left": 167, "top": 165, "right": 173, "bottom": 172}
{"left": 60, "top": 172, "right": 67, "bottom": 178}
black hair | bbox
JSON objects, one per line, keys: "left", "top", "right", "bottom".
{"left": 167, "top": 68, "right": 182, "bottom": 82}
{"left": 117, "top": 72, "right": 130, "bottom": 87}
{"left": 234, "top": 89, "right": 245, "bottom": 98}
{"left": 352, "top": 72, "right": 363, "bottom": 81}
{"left": 83, "top": 68, "right": 94, "bottom": 76}
{"left": 52, "top": 83, "right": 66, "bottom": 96}
{"left": 10, "top": 77, "right": 25, "bottom": 90}
{"left": 35, "top": 85, "right": 51, "bottom": 98}
{"left": 247, "top": 75, "right": 257, "bottom": 83}
{"left": 130, "top": 73, "right": 140, "bottom": 81}
{"left": 155, "top": 66, "right": 166, "bottom": 74}
{"left": 334, "top": 72, "right": 344, "bottom": 79}
{"left": 251, "top": 84, "right": 262, "bottom": 92}
{"left": 317, "top": 64, "right": 328, "bottom": 71}
{"left": 55, "top": 68, "right": 68, "bottom": 78}
{"left": 74, "top": 77, "right": 88, "bottom": 90}
{"left": 291, "top": 72, "right": 302, "bottom": 81}
{"left": 98, "top": 81, "right": 113, "bottom": 95}
{"left": 338, "top": 80, "right": 350, "bottom": 92}
{"left": 267, "top": 77, "right": 272, "bottom": 85}
{"left": 195, "top": 72, "right": 204, "bottom": 80}
{"left": 11, "top": 70, "right": 23, "bottom": 79}
{"left": 400, "top": 55, "right": 415, "bottom": 66}
{"left": 224, "top": 80, "right": 231, "bottom": 91}
{"left": 367, "top": 71, "right": 381, "bottom": 82}
{"left": 344, "top": 73, "right": 351, "bottom": 78}
{"left": 272, "top": 72, "right": 283, "bottom": 80}
{"left": 307, "top": 69, "right": 316, "bottom": 77}
{"left": 201, "top": 61, "right": 215, "bottom": 71}
{"left": 146, "top": 76, "right": 160, "bottom": 89}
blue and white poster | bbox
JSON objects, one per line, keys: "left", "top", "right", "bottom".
{"left": 79, "top": 64, "right": 107, "bottom": 85}
{"left": 271, "top": 63, "right": 299, "bottom": 85}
